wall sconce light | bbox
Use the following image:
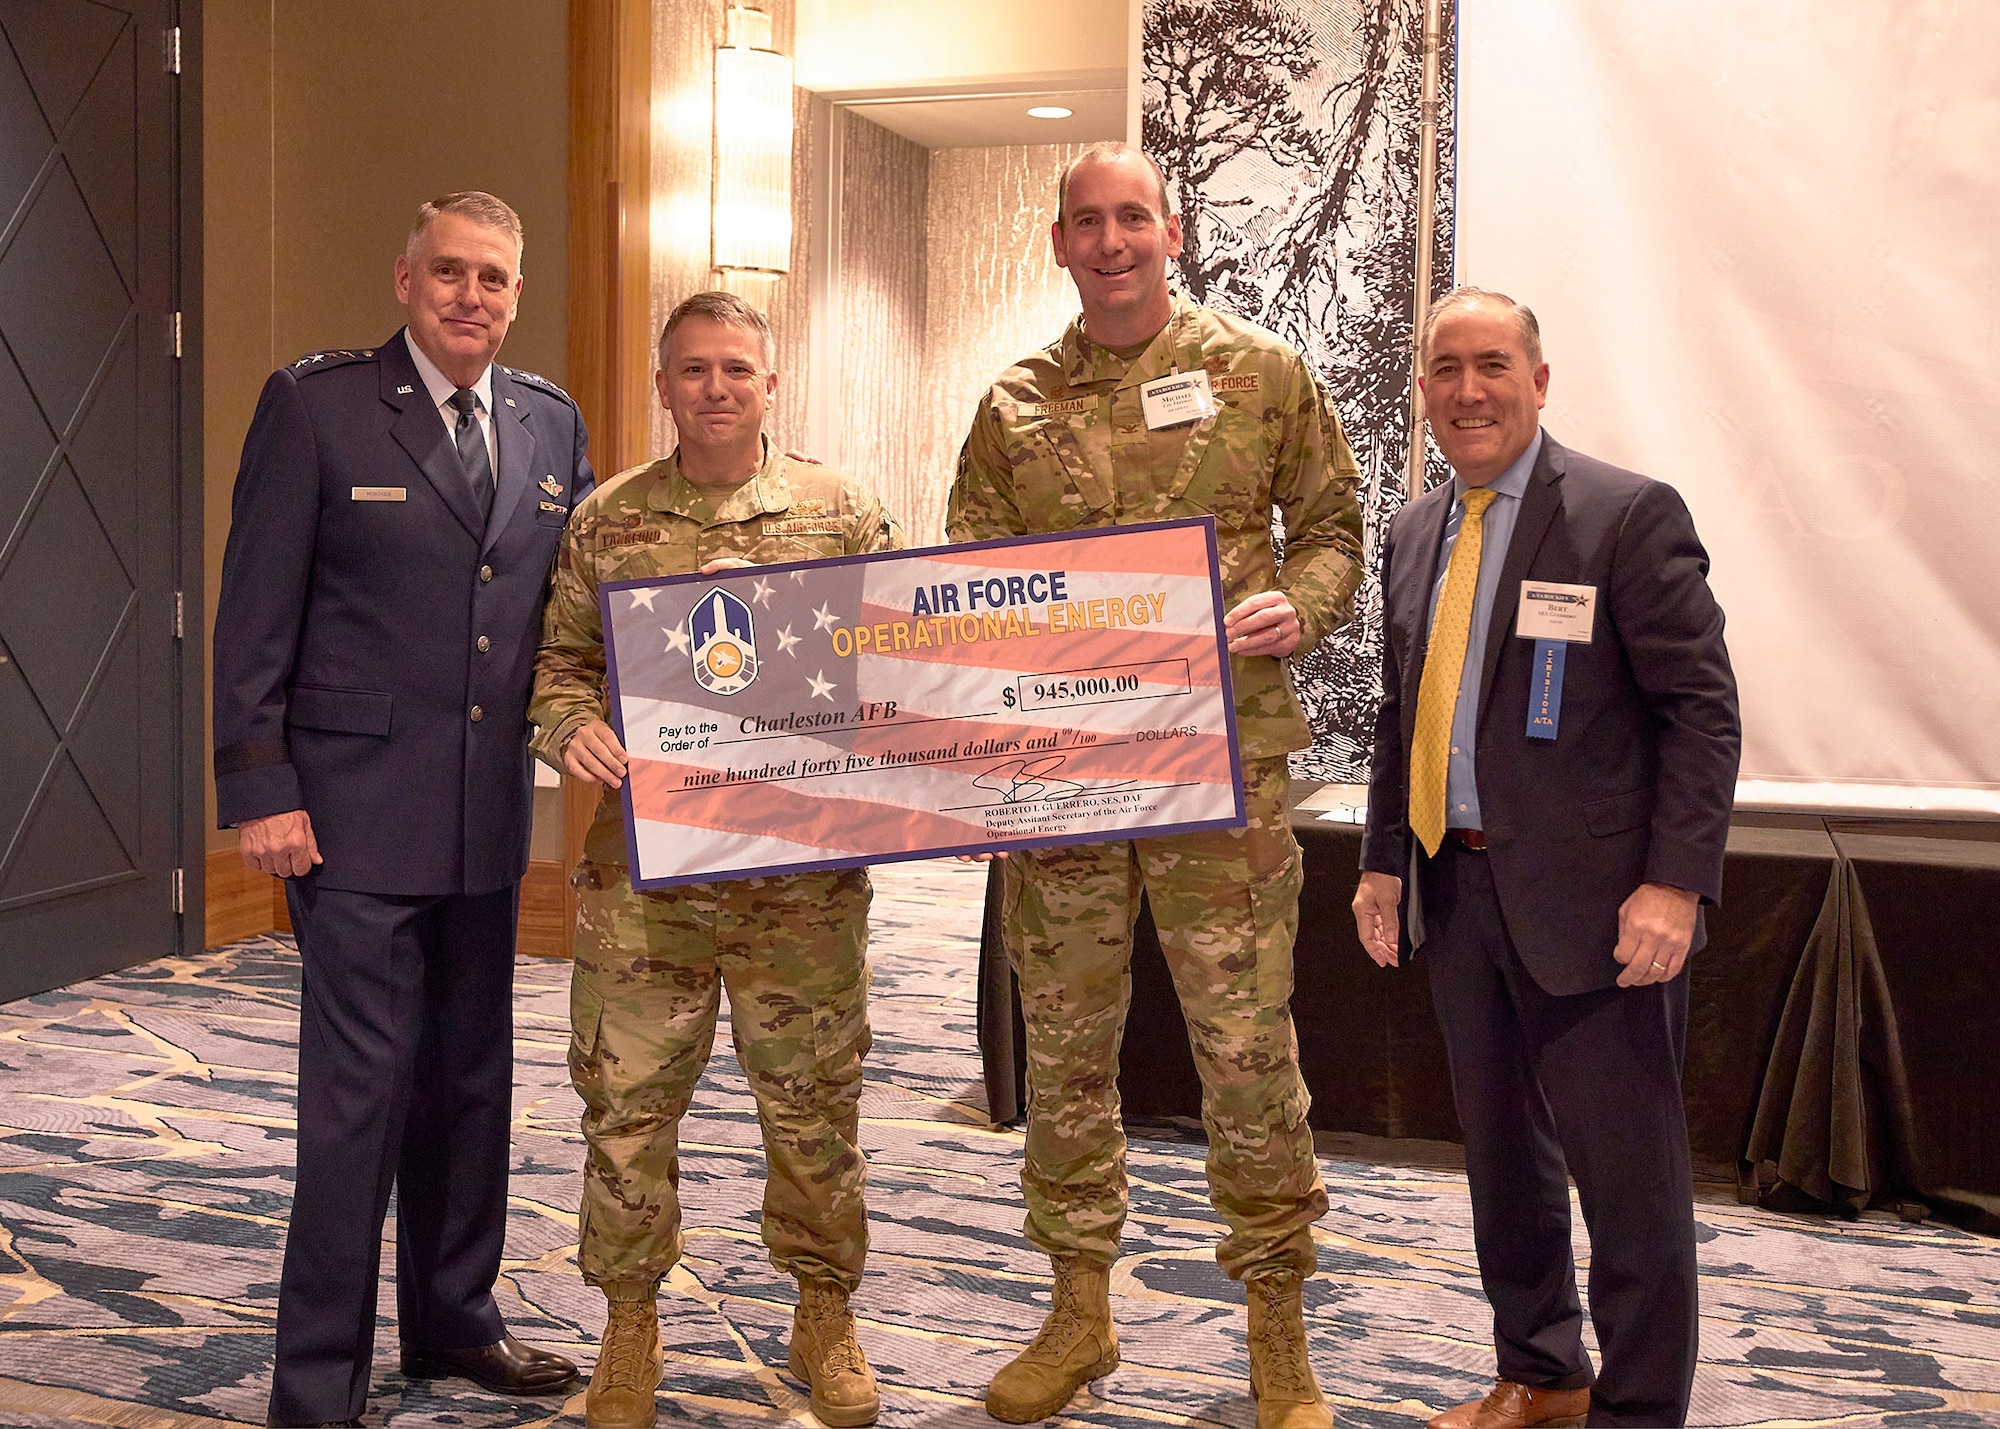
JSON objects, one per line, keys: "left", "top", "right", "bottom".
{"left": 713, "top": 5, "right": 792, "bottom": 277}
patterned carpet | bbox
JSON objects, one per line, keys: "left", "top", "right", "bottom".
{"left": 0, "top": 859, "right": 1994, "bottom": 1427}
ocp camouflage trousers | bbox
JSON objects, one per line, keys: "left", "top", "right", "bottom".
{"left": 568, "top": 862, "right": 872, "bottom": 1290}
{"left": 1000, "top": 757, "right": 1326, "bottom": 1277}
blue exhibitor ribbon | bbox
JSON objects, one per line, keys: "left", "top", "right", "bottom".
{"left": 1526, "top": 638, "right": 1565, "bottom": 741}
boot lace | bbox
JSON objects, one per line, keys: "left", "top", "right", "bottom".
{"left": 803, "top": 1286, "right": 868, "bottom": 1375}
{"left": 1250, "top": 1275, "right": 1314, "bottom": 1397}
{"left": 1024, "top": 1267, "right": 1087, "bottom": 1357}
{"left": 597, "top": 1297, "right": 656, "bottom": 1392}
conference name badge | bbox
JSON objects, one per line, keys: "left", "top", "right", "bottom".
{"left": 1138, "top": 368, "right": 1217, "bottom": 429}
{"left": 1515, "top": 581, "right": 1596, "bottom": 643}
{"left": 1516, "top": 582, "right": 1595, "bottom": 743}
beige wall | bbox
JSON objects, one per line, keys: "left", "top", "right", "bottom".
{"left": 765, "top": 81, "right": 817, "bottom": 452}
{"left": 640, "top": 3, "right": 1082, "bottom": 540}
{"left": 197, "top": 2, "right": 1085, "bottom": 856}
{"left": 201, "top": 2, "right": 569, "bottom": 853}
{"left": 796, "top": 0, "right": 1127, "bottom": 92}
{"left": 648, "top": 0, "right": 724, "bottom": 460}
{"left": 818, "top": 138, "right": 1082, "bottom": 545}
{"left": 647, "top": 0, "right": 810, "bottom": 460}
{"left": 835, "top": 114, "right": 930, "bottom": 535}
{"left": 917, "top": 144, "right": 1084, "bottom": 542}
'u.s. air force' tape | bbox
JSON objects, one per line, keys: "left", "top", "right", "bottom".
{"left": 1527, "top": 639, "right": 1564, "bottom": 741}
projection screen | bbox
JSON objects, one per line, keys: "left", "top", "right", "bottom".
{"left": 1454, "top": 0, "right": 2000, "bottom": 814}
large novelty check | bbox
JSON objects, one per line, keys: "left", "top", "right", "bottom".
{"left": 602, "top": 517, "right": 1244, "bottom": 888}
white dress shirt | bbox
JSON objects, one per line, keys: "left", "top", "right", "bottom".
{"left": 405, "top": 334, "right": 498, "bottom": 481}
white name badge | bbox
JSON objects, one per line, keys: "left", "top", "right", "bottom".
{"left": 1516, "top": 581, "right": 1597, "bottom": 643}
{"left": 1138, "top": 368, "right": 1217, "bottom": 429}
{"left": 351, "top": 486, "right": 407, "bottom": 502}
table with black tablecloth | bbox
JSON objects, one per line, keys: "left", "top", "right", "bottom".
{"left": 975, "top": 804, "right": 2000, "bottom": 1230}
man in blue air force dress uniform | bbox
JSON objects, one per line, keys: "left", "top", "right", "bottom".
{"left": 212, "top": 193, "right": 592, "bottom": 1427}
{"left": 1354, "top": 289, "right": 1739, "bottom": 1429}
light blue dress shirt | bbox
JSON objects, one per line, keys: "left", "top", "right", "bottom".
{"left": 1424, "top": 428, "right": 1543, "bottom": 830}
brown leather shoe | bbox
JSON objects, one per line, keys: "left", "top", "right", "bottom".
{"left": 1427, "top": 1379, "right": 1589, "bottom": 1429}
{"left": 400, "top": 1332, "right": 580, "bottom": 1396}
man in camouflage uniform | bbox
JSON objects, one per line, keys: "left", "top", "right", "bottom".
{"left": 946, "top": 143, "right": 1364, "bottom": 1428}
{"left": 530, "top": 292, "right": 903, "bottom": 1429}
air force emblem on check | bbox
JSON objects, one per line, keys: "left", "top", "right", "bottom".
{"left": 691, "top": 586, "right": 758, "bottom": 695}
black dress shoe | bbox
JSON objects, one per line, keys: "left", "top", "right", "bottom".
{"left": 400, "top": 1332, "right": 580, "bottom": 1396}
{"left": 265, "top": 1417, "right": 361, "bottom": 1427}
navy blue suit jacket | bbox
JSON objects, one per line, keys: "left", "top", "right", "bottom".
{"left": 213, "top": 330, "right": 594, "bottom": 896}
{"left": 1361, "top": 434, "right": 1740, "bottom": 995}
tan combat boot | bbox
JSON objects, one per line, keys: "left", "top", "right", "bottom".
{"left": 985, "top": 1256, "right": 1119, "bottom": 1423}
{"left": 586, "top": 1279, "right": 663, "bottom": 1428}
{"left": 789, "top": 1278, "right": 880, "bottom": 1426}
{"left": 1246, "top": 1268, "right": 1333, "bottom": 1428}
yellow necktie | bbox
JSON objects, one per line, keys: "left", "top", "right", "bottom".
{"left": 1410, "top": 487, "right": 1498, "bottom": 856}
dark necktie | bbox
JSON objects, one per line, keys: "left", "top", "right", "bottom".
{"left": 447, "top": 388, "right": 494, "bottom": 524}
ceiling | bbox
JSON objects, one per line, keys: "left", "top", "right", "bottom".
{"left": 795, "top": 0, "right": 1129, "bottom": 148}
{"left": 840, "top": 85, "right": 1126, "bottom": 149}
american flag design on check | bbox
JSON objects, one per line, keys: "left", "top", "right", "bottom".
{"left": 601, "top": 517, "right": 1245, "bottom": 887}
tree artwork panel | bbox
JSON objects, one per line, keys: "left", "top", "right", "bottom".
{"left": 1144, "top": 0, "right": 1457, "bottom": 780}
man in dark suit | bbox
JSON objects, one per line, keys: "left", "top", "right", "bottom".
{"left": 1352, "top": 288, "right": 1739, "bottom": 1428}
{"left": 213, "top": 192, "right": 591, "bottom": 1427}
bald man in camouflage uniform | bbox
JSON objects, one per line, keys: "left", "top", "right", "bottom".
{"left": 531, "top": 293, "right": 902, "bottom": 1429}
{"left": 947, "top": 144, "right": 1364, "bottom": 1428}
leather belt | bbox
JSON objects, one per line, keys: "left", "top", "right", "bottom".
{"left": 1446, "top": 827, "right": 1488, "bottom": 851}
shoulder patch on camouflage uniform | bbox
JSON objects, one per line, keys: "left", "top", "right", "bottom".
{"left": 288, "top": 349, "right": 376, "bottom": 374}
{"left": 499, "top": 365, "right": 579, "bottom": 408}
